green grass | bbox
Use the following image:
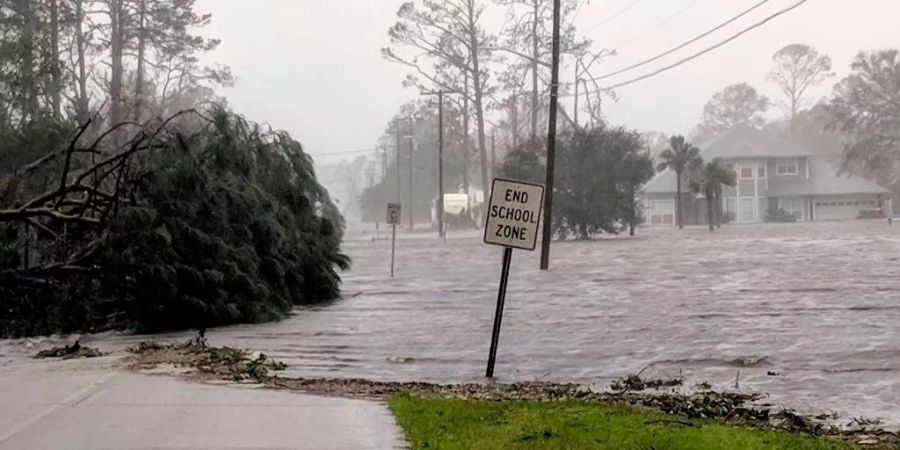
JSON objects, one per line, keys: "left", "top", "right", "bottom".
{"left": 388, "top": 395, "right": 857, "bottom": 450}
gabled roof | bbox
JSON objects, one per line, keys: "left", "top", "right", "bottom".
{"left": 643, "top": 169, "right": 680, "bottom": 194}
{"left": 702, "top": 124, "right": 815, "bottom": 160}
{"left": 772, "top": 158, "right": 891, "bottom": 196}
{"left": 642, "top": 126, "right": 890, "bottom": 196}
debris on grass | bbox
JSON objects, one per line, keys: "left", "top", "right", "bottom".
{"left": 125, "top": 333, "right": 285, "bottom": 382}
{"left": 34, "top": 340, "right": 103, "bottom": 359}
{"left": 124, "top": 340, "right": 900, "bottom": 448}
{"left": 609, "top": 373, "right": 684, "bottom": 392}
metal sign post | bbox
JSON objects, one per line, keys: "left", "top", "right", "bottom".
{"left": 482, "top": 178, "right": 545, "bottom": 378}
{"left": 486, "top": 246, "right": 512, "bottom": 378}
{"left": 387, "top": 203, "right": 401, "bottom": 277}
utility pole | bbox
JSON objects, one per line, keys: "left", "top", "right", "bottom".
{"left": 395, "top": 121, "right": 401, "bottom": 203}
{"left": 574, "top": 61, "right": 580, "bottom": 127}
{"left": 380, "top": 146, "right": 388, "bottom": 242}
{"left": 438, "top": 91, "right": 445, "bottom": 239}
{"left": 510, "top": 97, "right": 517, "bottom": 151}
{"left": 490, "top": 128, "right": 496, "bottom": 179}
{"left": 422, "top": 89, "right": 461, "bottom": 239}
{"left": 408, "top": 117, "right": 414, "bottom": 230}
{"left": 540, "top": 0, "right": 561, "bottom": 271}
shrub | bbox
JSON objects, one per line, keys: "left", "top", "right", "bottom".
{"left": 765, "top": 209, "right": 797, "bottom": 223}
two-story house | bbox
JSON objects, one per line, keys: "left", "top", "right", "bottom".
{"left": 643, "top": 125, "right": 892, "bottom": 225}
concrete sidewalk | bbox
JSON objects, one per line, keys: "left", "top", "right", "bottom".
{"left": 0, "top": 357, "right": 406, "bottom": 449}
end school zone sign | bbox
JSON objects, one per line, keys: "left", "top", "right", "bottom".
{"left": 483, "top": 178, "right": 545, "bottom": 251}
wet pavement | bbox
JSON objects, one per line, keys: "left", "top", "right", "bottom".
{"left": 0, "top": 356, "right": 405, "bottom": 449}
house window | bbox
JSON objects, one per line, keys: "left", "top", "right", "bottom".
{"left": 758, "top": 166, "right": 767, "bottom": 179}
{"left": 740, "top": 167, "right": 754, "bottom": 180}
{"left": 780, "top": 198, "right": 805, "bottom": 220}
{"left": 776, "top": 159, "right": 799, "bottom": 176}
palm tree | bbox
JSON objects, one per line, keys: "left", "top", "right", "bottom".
{"left": 689, "top": 158, "right": 737, "bottom": 232}
{"left": 657, "top": 135, "right": 702, "bottom": 229}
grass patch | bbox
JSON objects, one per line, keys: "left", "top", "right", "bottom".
{"left": 388, "top": 395, "right": 862, "bottom": 450}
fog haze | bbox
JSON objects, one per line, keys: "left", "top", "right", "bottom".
{"left": 196, "top": 0, "right": 900, "bottom": 162}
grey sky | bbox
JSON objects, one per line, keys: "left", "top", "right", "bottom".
{"left": 196, "top": 0, "right": 900, "bottom": 165}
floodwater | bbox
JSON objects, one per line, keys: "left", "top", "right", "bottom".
{"left": 6, "top": 220, "right": 900, "bottom": 426}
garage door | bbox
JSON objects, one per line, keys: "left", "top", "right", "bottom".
{"left": 814, "top": 196, "right": 877, "bottom": 221}
{"left": 648, "top": 199, "right": 675, "bottom": 225}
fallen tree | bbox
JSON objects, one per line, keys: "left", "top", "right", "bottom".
{"left": 0, "top": 106, "right": 348, "bottom": 337}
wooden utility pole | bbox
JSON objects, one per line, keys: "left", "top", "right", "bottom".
{"left": 573, "top": 61, "right": 580, "bottom": 127}
{"left": 438, "top": 91, "right": 445, "bottom": 239}
{"left": 491, "top": 129, "right": 496, "bottom": 179}
{"left": 422, "top": 89, "right": 460, "bottom": 239}
{"left": 395, "top": 121, "right": 401, "bottom": 203}
{"left": 408, "top": 117, "right": 414, "bottom": 229}
{"left": 540, "top": 0, "right": 561, "bottom": 271}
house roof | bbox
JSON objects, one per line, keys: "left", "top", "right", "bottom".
{"left": 645, "top": 125, "right": 814, "bottom": 194}
{"left": 643, "top": 169, "right": 680, "bottom": 194}
{"left": 772, "top": 158, "right": 891, "bottom": 197}
{"left": 642, "top": 125, "right": 889, "bottom": 196}
{"left": 702, "top": 124, "right": 815, "bottom": 160}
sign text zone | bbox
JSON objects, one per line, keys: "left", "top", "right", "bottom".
{"left": 483, "top": 179, "right": 544, "bottom": 251}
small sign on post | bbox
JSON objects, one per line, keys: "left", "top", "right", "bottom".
{"left": 387, "top": 203, "right": 402, "bottom": 225}
{"left": 482, "top": 178, "right": 544, "bottom": 378}
{"left": 387, "top": 203, "right": 401, "bottom": 277}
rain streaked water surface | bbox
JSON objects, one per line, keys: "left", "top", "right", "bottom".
{"left": 6, "top": 221, "right": 900, "bottom": 425}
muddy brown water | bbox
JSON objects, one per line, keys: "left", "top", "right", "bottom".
{"left": 4, "top": 220, "right": 899, "bottom": 426}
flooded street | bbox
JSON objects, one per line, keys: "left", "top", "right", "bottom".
{"left": 5, "top": 220, "right": 900, "bottom": 425}
{"left": 208, "top": 220, "right": 900, "bottom": 425}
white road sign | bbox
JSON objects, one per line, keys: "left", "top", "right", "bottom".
{"left": 386, "top": 203, "right": 402, "bottom": 225}
{"left": 483, "top": 178, "right": 545, "bottom": 251}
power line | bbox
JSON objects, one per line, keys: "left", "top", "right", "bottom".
{"left": 575, "top": 0, "right": 810, "bottom": 95}
{"left": 591, "top": 0, "right": 772, "bottom": 81}
{"left": 309, "top": 147, "right": 380, "bottom": 158}
{"left": 571, "top": 0, "right": 589, "bottom": 24}
{"left": 612, "top": 0, "right": 705, "bottom": 48}
{"left": 583, "top": 0, "right": 642, "bottom": 32}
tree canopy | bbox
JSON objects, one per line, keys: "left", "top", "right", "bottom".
{"left": 828, "top": 50, "right": 900, "bottom": 192}
{"left": 552, "top": 125, "right": 654, "bottom": 240}
{"left": 696, "top": 83, "right": 770, "bottom": 140}
{"left": 768, "top": 43, "right": 834, "bottom": 127}
{"left": 0, "top": 107, "right": 348, "bottom": 337}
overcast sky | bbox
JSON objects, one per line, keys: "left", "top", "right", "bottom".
{"left": 195, "top": 0, "right": 900, "bottom": 165}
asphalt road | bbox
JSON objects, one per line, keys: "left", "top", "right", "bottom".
{"left": 0, "top": 356, "right": 405, "bottom": 450}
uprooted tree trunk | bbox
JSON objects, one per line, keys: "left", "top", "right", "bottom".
{"left": 0, "top": 110, "right": 198, "bottom": 286}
